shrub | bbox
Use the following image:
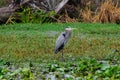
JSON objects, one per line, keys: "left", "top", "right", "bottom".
{"left": 6, "top": 7, "right": 56, "bottom": 24}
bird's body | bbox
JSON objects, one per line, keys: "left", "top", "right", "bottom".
{"left": 54, "top": 31, "right": 71, "bottom": 53}
{"left": 54, "top": 27, "right": 77, "bottom": 54}
{"left": 54, "top": 27, "right": 77, "bottom": 61}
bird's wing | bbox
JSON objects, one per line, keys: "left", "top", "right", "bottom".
{"left": 55, "top": 32, "right": 65, "bottom": 51}
{"left": 64, "top": 32, "right": 71, "bottom": 45}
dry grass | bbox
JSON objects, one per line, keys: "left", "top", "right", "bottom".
{"left": 57, "top": 0, "right": 120, "bottom": 23}
{"left": 57, "top": 10, "right": 78, "bottom": 23}
{"left": 81, "top": 0, "right": 120, "bottom": 23}
{"left": 81, "top": 8, "right": 94, "bottom": 23}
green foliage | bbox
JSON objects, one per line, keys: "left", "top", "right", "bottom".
{"left": 0, "top": 23, "right": 120, "bottom": 79}
{"left": 0, "top": 66, "right": 34, "bottom": 79}
{"left": 16, "top": 7, "right": 56, "bottom": 23}
{"left": 1, "top": 57, "right": 120, "bottom": 79}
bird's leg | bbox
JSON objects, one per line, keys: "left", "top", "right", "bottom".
{"left": 61, "top": 50, "right": 65, "bottom": 62}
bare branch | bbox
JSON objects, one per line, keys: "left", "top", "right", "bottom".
{"left": 55, "top": 0, "right": 69, "bottom": 13}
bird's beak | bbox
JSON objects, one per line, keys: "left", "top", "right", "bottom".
{"left": 71, "top": 28, "right": 77, "bottom": 30}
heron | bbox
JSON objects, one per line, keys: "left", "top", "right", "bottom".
{"left": 54, "top": 27, "right": 77, "bottom": 61}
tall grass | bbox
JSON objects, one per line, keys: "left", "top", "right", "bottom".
{"left": 0, "top": 23, "right": 120, "bottom": 62}
{"left": 82, "top": 0, "right": 120, "bottom": 23}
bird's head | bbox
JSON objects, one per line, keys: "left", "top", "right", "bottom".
{"left": 65, "top": 26, "right": 77, "bottom": 32}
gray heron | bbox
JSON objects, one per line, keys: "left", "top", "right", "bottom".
{"left": 54, "top": 27, "right": 77, "bottom": 61}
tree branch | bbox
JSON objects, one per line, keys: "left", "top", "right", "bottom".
{"left": 55, "top": 0, "right": 69, "bottom": 13}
